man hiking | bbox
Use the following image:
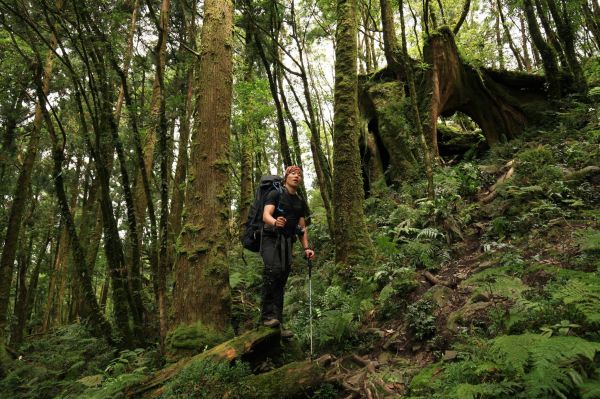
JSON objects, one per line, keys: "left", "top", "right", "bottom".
{"left": 260, "top": 165, "right": 315, "bottom": 338}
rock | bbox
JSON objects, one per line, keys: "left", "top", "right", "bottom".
{"left": 442, "top": 350, "right": 458, "bottom": 361}
{"left": 378, "top": 351, "right": 392, "bottom": 364}
{"left": 425, "top": 285, "right": 454, "bottom": 308}
{"left": 447, "top": 301, "right": 494, "bottom": 331}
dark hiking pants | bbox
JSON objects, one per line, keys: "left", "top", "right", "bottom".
{"left": 260, "top": 233, "right": 293, "bottom": 323}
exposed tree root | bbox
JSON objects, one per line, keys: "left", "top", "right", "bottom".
{"left": 564, "top": 165, "right": 600, "bottom": 181}
{"left": 479, "top": 160, "right": 515, "bottom": 203}
{"left": 423, "top": 270, "right": 458, "bottom": 288}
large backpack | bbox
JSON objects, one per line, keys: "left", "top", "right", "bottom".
{"left": 242, "top": 175, "right": 283, "bottom": 252}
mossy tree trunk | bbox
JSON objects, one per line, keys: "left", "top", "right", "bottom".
{"left": 10, "top": 199, "right": 36, "bottom": 347}
{"left": 533, "top": 0, "right": 569, "bottom": 70}
{"left": 287, "top": 1, "right": 334, "bottom": 235}
{"left": 172, "top": 0, "right": 234, "bottom": 333}
{"left": 545, "top": 0, "right": 587, "bottom": 92}
{"left": 153, "top": 0, "right": 171, "bottom": 348}
{"left": 277, "top": 60, "right": 310, "bottom": 204}
{"left": 127, "top": 327, "right": 281, "bottom": 398}
{"left": 12, "top": 233, "right": 50, "bottom": 346}
{"left": 380, "top": 0, "right": 401, "bottom": 75}
{"left": 333, "top": 0, "right": 374, "bottom": 266}
{"left": 399, "top": 0, "right": 434, "bottom": 199}
{"left": 522, "top": 0, "right": 561, "bottom": 97}
{"left": 168, "top": 0, "right": 196, "bottom": 265}
{"left": 254, "top": 32, "right": 293, "bottom": 169}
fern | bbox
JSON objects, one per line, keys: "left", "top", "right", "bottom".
{"left": 465, "top": 266, "right": 530, "bottom": 302}
{"left": 553, "top": 279, "right": 600, "bottom": 324}
{"left": 492, "top": 334, "right": 600, "bottom": 398}
{"left": 581, "top": 374, "right": 600, "bottom": 399}
{"left": 577, "top": 229, "right": 600, "bottom": 254}
{"left": 452, "top": 382, "right": 518, "bottom": 399}
{"left": 416, "top": 227, "right": 445, "bottom": 240}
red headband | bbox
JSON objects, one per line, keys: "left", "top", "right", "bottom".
{"left": 284, "top": 166, "right": 302, "bottom": 180}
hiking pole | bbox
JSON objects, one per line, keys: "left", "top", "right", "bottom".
{"left": 307, "top": 257, "right": 313, "bottom": 358}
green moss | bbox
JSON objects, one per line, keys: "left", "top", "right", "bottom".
{"left": 181, "top": 223, "right": 204, "bottom": 234}
{"left": 365, "top": 81, "right": 418, "bottom": 182}
{"left": 243, "top": 361, "right": 325, "bottom": 398}
{"left": 76, "top": 372, "right": 147, "bottom": 399}
{"left": 165, "top": 322, "right": 226, "bottom": 362}
{"left": 160, "top": 359, "right": 250, "bottom": 399}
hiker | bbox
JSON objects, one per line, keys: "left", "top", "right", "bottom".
{"left": 260, "top": 165, "right": 315, "bottom": 337}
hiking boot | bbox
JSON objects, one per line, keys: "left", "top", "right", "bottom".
{"left": 263, "top": 318, "right": 280, "bottom": 328}
{"left": 281, "top": 329, "right": 294, "bottom": 339}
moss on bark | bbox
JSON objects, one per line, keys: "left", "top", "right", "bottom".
{"left": 332, "top": 0, "right": 375, "bottom": 266}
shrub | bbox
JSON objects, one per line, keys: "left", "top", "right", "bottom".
{"left": 406, "top": 299, "right": 437, "bottom": 341}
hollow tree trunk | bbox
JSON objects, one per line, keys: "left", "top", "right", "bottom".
{"left": 359, "top": 26, "right": 564, "bottom": 192}
{"left": 422, "top": 28, "right": 548, "bottom": 144}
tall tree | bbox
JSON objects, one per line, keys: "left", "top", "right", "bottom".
{"left": 545, "top": 0, "right": 586, "bottom": 91}
{"left": 0, "top": 0, "right": 60, "bottom": 357}
{"left": 333, "top": 0, "right": 374, "bottom": 266}
{"left": 35, "top": 61, "right": 112, "bottom": 343}
{"left": 172, "top": 0, "right": 234, "bottom": 332}
{"left": 400, "top": 0, "right": 434, "bottom": 199}
{"left": 522, "top": 0, "right": 561, "bottom": 96}
{"left": 380, "top": 0, "right": 401, "bottom": 74}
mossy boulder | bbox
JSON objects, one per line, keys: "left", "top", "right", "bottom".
{"left": 446, "top": 301, "right": 495, "bottom": 331}
{"left": 424, "top": 285, "right": 454, "bottom": 308}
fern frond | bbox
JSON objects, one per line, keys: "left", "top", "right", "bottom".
{"left": 553, "top": 279, "right": 600, "bottom": 324}
{"left": 452, "top": 382, "right": 518, "bottom": 399}
{"left": 581, "top": 374, "right": 600, "bottom": 399}
{"left": 492, "top": 334, "right": 600, "bottom": 398}
{"left": 491, "top": 334, "right": 541, "bottom": 374}
{"left": 416, "top": 227, "right": 444, "bottom": 240}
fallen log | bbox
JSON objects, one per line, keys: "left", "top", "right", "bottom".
{"left": 240, "top": 355, "right": 333, "bottom": 398}
{"left": 126, "top": 326, "right": 281, "bottom": 398}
